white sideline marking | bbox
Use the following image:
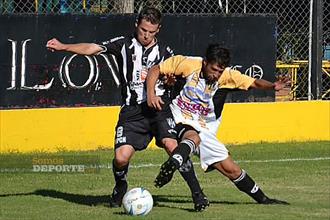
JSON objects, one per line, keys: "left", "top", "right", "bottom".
{"left": 101, "top": 157, "right": 330, "bottom": 169}
{"left": 237, "top": 157, "right": 330, "bottom": 163}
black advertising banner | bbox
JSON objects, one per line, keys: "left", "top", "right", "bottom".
{"left": 0, "top": 15, "right": 276, "bottom": 109}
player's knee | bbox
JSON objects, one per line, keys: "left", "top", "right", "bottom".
{"left": 162, "top": 138, "right": 178, "bottom": 153}
{"left": 225, "top": 166, "right": 242, "bottom": 180}
{"left": 215, "top": 159, "right": 242, "bottom": 180}
{"left": 114, "top": 156, "right": 129, "bottom": 168}
{"left": 114, "top": 146, "right": 134, "bottom": 167}
{"left": 189, "top": 135, "right": 201, "bottom": 146}
{"left": 182, "top": 130, "right": 201, "bottom": 146}
{"left": 196, "top": 136, "right": 201, "bottom": 146}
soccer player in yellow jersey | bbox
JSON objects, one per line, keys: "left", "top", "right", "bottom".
{"left": 147, "top": 43, "right": 289, "bottom": 205}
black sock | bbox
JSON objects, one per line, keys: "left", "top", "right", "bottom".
{"left": 171, "top": 139, "right": 196, "bottom": 169}
{"left": 178, "top": 159, "right": 202, "bottom": 194}
{"left": 112, "top": 159, "right": 128, "bottom": 188}
{"left": 233, "top": 170, "right": 268, "bottom": 203}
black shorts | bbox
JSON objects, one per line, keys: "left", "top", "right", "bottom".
{"left": 114, "top": 97, "right": 177, "bottom": 151}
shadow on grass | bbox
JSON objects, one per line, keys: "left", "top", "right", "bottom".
{"left": 153, "top": 194, "right": 254, "bottom": 212}
{"left": 0, "top": 189, "right": 111, "bottom": 207}
{"left": 0, "top": 190, "right": 254, "bottom": 212}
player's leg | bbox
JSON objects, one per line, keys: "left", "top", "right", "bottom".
{"left": 110, "top": 105, "right": 151, "bottom": 207}
{"left": 161, "top": 137, "right": 209, "bottom": 211}
{"left": 212, "top": 156, "right": 289, "bottom": 205}
{"left": 153, "top": 103, "right": 209, "bottom": 211}
{"left": 198, "top": 130, "right": 288, "bottom": 205}
{"left": 155, "top": 124, "right": 200, "bottom": 188}
{"left": 162, "top": 138, "right": 202, "bottom": 194}
{"left": 110, "top": 144, "right": 135, "bottom": 207}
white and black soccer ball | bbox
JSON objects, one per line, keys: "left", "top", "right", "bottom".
{"left": 122, "top": 187, "right": 153, "bottom": 216}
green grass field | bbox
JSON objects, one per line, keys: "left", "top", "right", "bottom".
{"left": 0, "top": 141, "right": 329, "bottom": 220}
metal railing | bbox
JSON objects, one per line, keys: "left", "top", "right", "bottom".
{"left": 276, "top": 60, "right": 330, "bottom": 101}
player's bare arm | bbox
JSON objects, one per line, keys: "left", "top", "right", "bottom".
{"left": 146, "top": 65, "right": 164, "bottom": 111}
{"left": 46, "top": 38, "right": 102, "bottom": 55}
{"left": 250, "top": 77, "right": 290, "bottom": 91}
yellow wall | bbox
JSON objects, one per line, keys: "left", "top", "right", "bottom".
{"left": 0, "top": 107, "right": 120, "bottom": 152}
{"left": 218, "top": 101, "right": 329, "bottom": 144}
{"left": 0, "top": 101, "right": 329, "bottom": 152}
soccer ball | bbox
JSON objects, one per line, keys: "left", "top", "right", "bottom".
{"left": 122, "top": 187, "right": 153, "bottom": 216}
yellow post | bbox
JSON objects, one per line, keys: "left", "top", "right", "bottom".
{"left": 322, "top": 61, "right": 330, "bottom": 98}
{"left": 35, "top": 0, "right": 38, "bottom": 13}
{"left": 83, "top": 0, "right": 86, "bottom": 10}
{"left": 292, "top": 67, "right": 297, "bottom": 100}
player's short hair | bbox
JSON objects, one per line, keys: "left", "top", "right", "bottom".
{"left": 205, "top": 44, "right": 230, "bottom": 67}
{"left": 137, "top": 7, "right": 162, "bottom": 25}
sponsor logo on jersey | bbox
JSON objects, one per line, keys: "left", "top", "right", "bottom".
{"left": 132, "top": 54, "right": 136, "bottom": 61}
{"left": 177, "top": 97, "right": 211, "bottom": 116}
{"left": 129, "top": 81, "right": 144, "bottom": 90}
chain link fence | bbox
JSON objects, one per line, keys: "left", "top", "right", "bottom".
{"left": 1, "top": 0, "right": 328, "bottom": 100}
{"left": 322, "top": 0, "right": 330, "bottom": 99}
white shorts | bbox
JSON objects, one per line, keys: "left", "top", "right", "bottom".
{"left": 171, "top": 105, "right": 229, "bottom": 171}
{"left": 196, "top": 128, "right": 229, "bottom": 171}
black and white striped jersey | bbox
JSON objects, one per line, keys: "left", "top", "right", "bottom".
{"left": 99, "top": 35, "right": 174, "bottom": 106}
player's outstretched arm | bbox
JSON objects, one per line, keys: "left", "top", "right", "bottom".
{"left": 273, "top": 76, "right": 290, "bottom": 91}
{"left": 46, "top": 38, "right": 102, "bottom": 55}
{"left": 146, "top": 65, "right": 164, "bottom": 111}
{"left": 250, "top": 77, "right": 290, "bottom": 91}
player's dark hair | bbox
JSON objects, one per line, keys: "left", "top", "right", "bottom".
{"left": 137, "top": 7, "right": 162, "bottom": 25}
{"left": 205, "top": 44, "right": 230, "bottom": 67}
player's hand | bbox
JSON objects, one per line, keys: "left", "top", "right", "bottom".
{"left": 274, "top": 75, "right": 291, "bottom": 91}
{"left": 46, "top": 38, "right": 65, "bottom": 52}
{"left": 147, "top": 94, "right": 164, "bottom": 111}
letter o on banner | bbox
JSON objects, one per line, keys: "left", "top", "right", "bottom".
{"left": 59, "top": 54, "right": 98, "bottom": 89}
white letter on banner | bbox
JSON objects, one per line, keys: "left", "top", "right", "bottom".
{"left": 7, "top": 39, "right": 17, "bottom": 90}
{"left": 98, "top": 54, "right": 120, "bottom": 87}
{"left": 20, "top": 39, "right": 54, "bottom": 90}
{"left": 59, "top": 54, "right": 97, "bottom": 89}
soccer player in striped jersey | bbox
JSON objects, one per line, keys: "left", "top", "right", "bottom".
{"left": 46, "top": 7, "right": 208, "bottom": 211}
{"left": 147, "top": 43, "right": 289, "bottom": 205}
